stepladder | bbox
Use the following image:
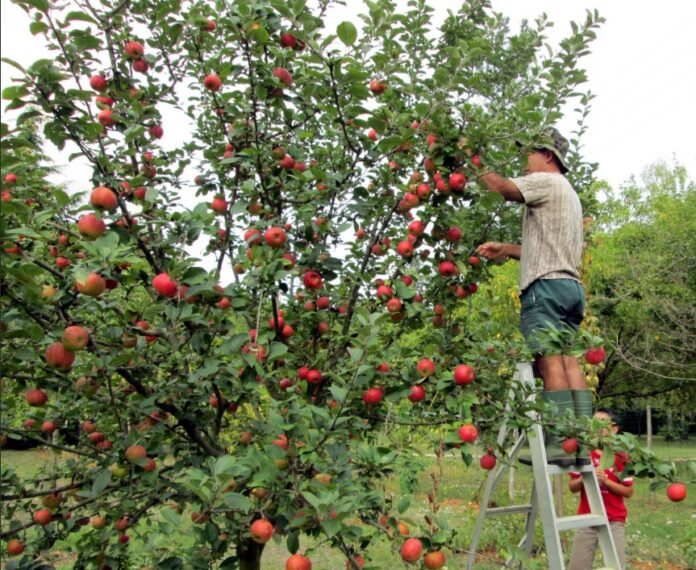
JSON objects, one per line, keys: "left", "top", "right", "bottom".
{"left": 466, "top": 362, "right": 621, "bottom": 569}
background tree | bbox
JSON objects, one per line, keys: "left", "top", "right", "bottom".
{"left": 1, "top": 1, "right": 687, "bottom": 569}
{"left": 585, "top": 162, "right": 696, "bottom": 435}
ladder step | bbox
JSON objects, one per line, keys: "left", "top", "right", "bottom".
{"left": 486, "top": 504, "right": 533, "bottom": 516}
{"left": 546, "top": 463, "right": 594, "bottom": 475}
{"left": 555, "top": 514, "right": 608, "bottom": 531}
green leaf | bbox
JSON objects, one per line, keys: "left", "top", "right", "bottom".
{"left": 29, "top": 21, "right": 48, "bottom": 35}
{"left": 1, "top": 58, "right": 26, "bottom": 73}
{"left": 221, "top": 492, "right": 251, "bottom": 512}
{"left": 90, "top": 469, "right": 112, "bottom": 497}
{"left": 22, "top": 0, "right": 49, "bottom": 13}
{"left": 65, "top": 10, "right": 98, "bottom": 24}
{"left": 396, "top": 495, "right": 411, "bottom": 513}
{"left": 213, "top": 455, "right": 236, "bottom": 476}
{"left": 160, "top": 507, "right": 181, "bottom": 526}
{"left": 286, "top": 531, "right": 300, "bottom": 554}
{"left": 268, "top": 342, "right": 288, "bottom": 362}
{"left": 337, "top": 22, "right": 358, "bottom": 46}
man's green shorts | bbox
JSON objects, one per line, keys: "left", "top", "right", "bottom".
{"left": 520, "top": 278, "right": 585, "bottom": 352}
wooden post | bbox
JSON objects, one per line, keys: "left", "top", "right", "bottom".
{"left": 646, "top": 405, "right": 653, "bottom": 450}
{"left": 508, "top": 465, "right": 516, "bottom": 501}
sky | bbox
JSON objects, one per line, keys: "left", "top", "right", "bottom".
{"left": 2, "top": 0, "right": 695, "bottom": 193}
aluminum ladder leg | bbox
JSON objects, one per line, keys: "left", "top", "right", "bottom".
{"left": 466, "top": 362, "right": 621, "bottom": 569}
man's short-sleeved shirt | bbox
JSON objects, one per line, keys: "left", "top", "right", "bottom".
{"left": 510, "top": 172, "right": 583, "bottom": 292}
{"left": 570, "top": 450, "right": 633, "bottom": 524}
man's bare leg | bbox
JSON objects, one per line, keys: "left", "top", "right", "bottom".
{"left": 563, "top": 355, "right": 588, "bottom": 390}
{"left": 535, "top": 354, "right": 570, "bottom": 391}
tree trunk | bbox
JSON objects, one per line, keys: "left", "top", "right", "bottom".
{"left": 508, "top": 465, "right": 516, "bottom": 501}
{"left": 238, "top": 540, "right": 264, "bottom": 570}
{"left": 646, "top": 405, "right": 653, "bottom": 450}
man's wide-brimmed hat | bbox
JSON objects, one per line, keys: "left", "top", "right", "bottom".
{"left": 537, "top": 127, "right": 570, "bottom": 173}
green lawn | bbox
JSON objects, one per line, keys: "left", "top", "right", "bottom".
{"left": 2, "top": 438, "right": 694, "bottom": 569}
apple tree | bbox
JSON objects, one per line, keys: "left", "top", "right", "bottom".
{"left": 3, "top": 1, "right": 687, "bottom": 569}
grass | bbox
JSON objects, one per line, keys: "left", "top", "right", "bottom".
{"left": 2, "top": 437, "right": 694, "bottom": 569}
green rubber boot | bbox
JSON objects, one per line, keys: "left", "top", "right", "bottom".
{"left": 520, "top": 390, "right": 576, "bottom": 467}
{"left": 572, "top": 389, "right": 594, "bottom": 466}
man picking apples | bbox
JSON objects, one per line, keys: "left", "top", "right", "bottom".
{"left": 476, "top": 127, "right": 592, "bottom": 466}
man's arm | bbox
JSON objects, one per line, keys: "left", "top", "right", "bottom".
{"left": 476, "top": 242, "right": 521, "bottom": 261}
{"left": 479, "top": 171, "right": 525, "bottom": 203}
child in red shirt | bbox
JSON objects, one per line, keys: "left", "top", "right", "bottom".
{"left": 567, "top": 408, "right": 634, "bottom": 570}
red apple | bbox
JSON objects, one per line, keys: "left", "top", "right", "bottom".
{"left": 306, "top": 369, "right": 322, "bottom": 384}
{"left": 97, "top": 108, "right": 115, "bottom": 127}
{"left": 386, "top": 297, "right": 402, "bottom": 313}
{"left": 345, "top": 554, "right": 365, "bottom": 569}
{"left": 264, "top": 226, "right": 287, "bottom": 248}
{"left": 90, "top": 75, "right": 107, "bottom": 91}
{"left": 438, "top": 261, "right": 457, "bottom": 277}
{"left": 124, "top": 40, "right": 144, "bottom": 59}
{"left": 41, "top": 421, "right": 57, "bottom": 434}
{"left": 132, "top": 58, "right": 149, "bottom": 73}
{"left": 666, "top": 482, "right": 687, "bottom": 502}
{"left": 363, "top": 387, "right": 383, "bottom": 405}
{"left": 367, "top": 128, "right": 377, "bottom": 141}
{"left": 149, "top": 124, "right": 163, "bottom": 139}
{"left": 562, "top": 438, "right": 579, "bottom": 454}
{"left": 585, "top": 347, "right": 606, "bottom": 365}
{"left": 400, "top": 537, "right": 423, "bottom": 562}
{"left": 33, "top": 509, "right": 52, "bottom": 526}
{"left": 273, "top": 67, "right": 293, "bottom": 87}
{"left": 26, "top": 388, "right": 48, "bottom": 407}
{"left": 480, "top": 453, "right": 496, "bottom": 470}
{"left": 449, "top": 172, "right": 466, "bottom": 191}
{"left": 125, "top": 444, "right": 147, "bottom": 463}
{"left": 210, "top": 195, "right": 228, "bottom": 214}
{"left": 279, "top": 155, "right": 295, "bottom": 170}
{"left": 89, "top": 186, "right": 118, "bottom": 211}
{"left": 453, "top": 364, "right": 475, "bottom": 386}
{"left": 88, "top": 431, "right": 106, "bottom": 444}
{"left": 303, "top": 271, "right": 323, "bottom": 290}
{"left": 446, "top": 227, "right": 462, "bottom": 242}
{"left": 77, "top": 213, "right": 106, "bottom": 239}
{"left": 203, "top": 73, "right": 222, "bottom": 91}
{"left": 286, "top": 554, "right": 312, "bottom": 570}
{"left": 76, "top": 273, "right": 106, "bottom": 297}
{"left": 6, "top": 538, "right": 24, "bottom": 556}
{"left": 95, "top": 94, "right": 114, "bottom": 107}
{"left": 369, "top": 79, "right": 386, "bottom": 95}
{"left": 424, "top": 550, "right": 446, "bottom": 569}
{"left": 45, "top": 342, "right": 75, "bottom": 370}
{"left": 152, "top": 273, "right": 178, "bottom": 297}
{"left": 408, "top": 220, "right": 426, "bottom": 236}
{"left": 61, "top": 325, "right": 89, "bottom": 351}
{"left": 408, "top": 385, "right": 425, "bottom": 403}
{"left": 376, "top": 285, "right": 393, "bottom": 300}
{"left": 416, "top": 358, "right": 435, "bottom": 378}
{"left": 250, "top": 519, "right": 274, "bottom": 543}
{"left": 396, "top": 240, "right": 414, "bottom": 258}
{"left": 458, "top": 423, "right": 478, "bottom": 443}
{"left": 280, "top": 32, "right": 298, "bottom": 49}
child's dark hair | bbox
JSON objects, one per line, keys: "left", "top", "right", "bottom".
{"left": 596, "top": 407, "right": 619, "bottom": 427}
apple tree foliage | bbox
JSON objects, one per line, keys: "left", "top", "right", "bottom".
{"left": 1, "top": 0, "right": 689, "bottom": 568}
